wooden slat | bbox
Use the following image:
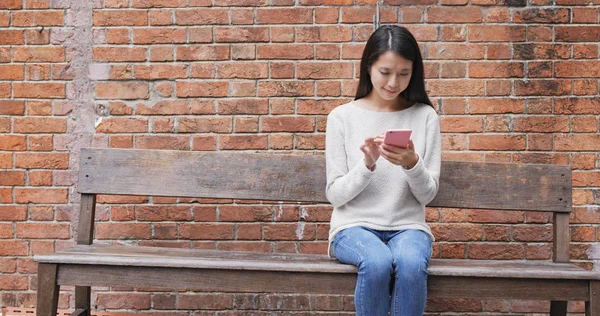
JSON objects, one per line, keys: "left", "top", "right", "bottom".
{"left": 74, "top": 287, "right": 90, "bottom": 316}
{"left": 34, "top": 245, "right": 600, "bottom": 280}
{"left": 429, "top": 160, "right": 571, "bottom": 212}
{"left": 36, "top": 263, "right": 59, "bottom": 316}
{"left": 76, "top": 194, "right": 96, "bottom": 245}
{"left": 78, "top": 148, "right": 572, "bottom": 212}
{"left": 554, "top": 212, "right": 570, "bottom": 262}
{"left": 428, "top": 276, "right": 589, "bottom": 300}
{"left": 589, "top": 281, "right": 600, "bottom": 316}
{"left": 57, "top": 264, "right": 357, "bottom": 295}
{"left": 78, "top": 148, "right": 327, "bottom": 203}
{"left": 55, "top": 264, "right": 590, "bottom": 301}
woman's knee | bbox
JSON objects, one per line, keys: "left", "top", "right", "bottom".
{"left": 359, "top": 252, "right": 393, "bottom": 280}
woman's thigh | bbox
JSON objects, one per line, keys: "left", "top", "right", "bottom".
{"left": 332, "top": 226, "right": 392, "bottom": 267}
{"left": 386, "top": 229, "right": 432, "bottom": 272}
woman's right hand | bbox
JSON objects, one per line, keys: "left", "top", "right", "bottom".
{"left": 360, "top": 135, "right": 382, "bottom": 170}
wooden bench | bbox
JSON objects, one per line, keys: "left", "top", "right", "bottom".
{"left": 34, "top": 148, "right": 600, "bottom": 316}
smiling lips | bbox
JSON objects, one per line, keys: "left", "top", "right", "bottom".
{"left": 383, "top": 88, "right": 400, "bottom": 95}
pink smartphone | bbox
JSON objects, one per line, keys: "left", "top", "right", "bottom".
{"left": 384, "top": 129, "right": 412, "bottom": 148}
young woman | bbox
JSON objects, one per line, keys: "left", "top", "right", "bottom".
{"left": 325, "top": 25, "right": 442, "bottom": 316}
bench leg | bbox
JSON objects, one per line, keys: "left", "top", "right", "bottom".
{"left": 73, "top": 286, "right": 92, "bottom": 316}
{"left": 587, "top": 280, "right": 600, "bottom": 316}
{"left": 36, "top": 263, "right": 59, "bottom": 316}
{"left": 550, "top": 301, "right": 568, "bottom": 316}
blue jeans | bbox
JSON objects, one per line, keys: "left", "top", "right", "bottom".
{"left": 332, "top": 226, "right": 432, "bottom": 316}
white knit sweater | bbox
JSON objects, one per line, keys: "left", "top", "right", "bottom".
{"left": 325, "top": 101, "right": 442, "bottom": 256}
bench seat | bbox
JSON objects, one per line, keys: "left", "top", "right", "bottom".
{"left": 36, "top": 244, "right": 599, "bottom": 280}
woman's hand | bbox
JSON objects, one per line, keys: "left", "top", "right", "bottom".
{"left": 377, "top": 139, "right": 419, "bottom": 169}
{"left": 360, "top": 136, "right": 381, "bottom": 170}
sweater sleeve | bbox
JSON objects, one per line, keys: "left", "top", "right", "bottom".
{"left": 402, "top": 111, "right": 442, "bottom": 205}
{"left": 325, "top": 111, "right": 376, "bottom": 208}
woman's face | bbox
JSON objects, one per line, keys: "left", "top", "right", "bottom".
{"left": 369, "top": 50, "right": 413, "bottom": 101}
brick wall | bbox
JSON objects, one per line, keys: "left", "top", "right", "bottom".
{"left": 1, "top": 0, "right": 599, "bottom": 314}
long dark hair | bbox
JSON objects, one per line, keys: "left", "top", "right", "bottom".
{"left": 356, "top": 25, "right": 432, "bottom": 107}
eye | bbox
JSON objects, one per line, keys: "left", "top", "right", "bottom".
{"left": 379, "top": 71, "right": 389, "bottom": 75}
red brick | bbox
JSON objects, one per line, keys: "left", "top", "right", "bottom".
{"left": 132, "top": 0, "right": 188, "bottom": 7}
{"left": 263, "top": 223, "right": 316, "bottom": 240}
{"left": 134, "top": 64, "right": 187, "bottom": 80}
{"left": 257, "top": 44, "right": 313, "bottom": 59}
{"left": 258, "top": 81, "right": 313, "bottom": 97}
{"left": 297, "top": 26, "right": 353, "bottom": 42}
{"left": 176, "top": 81, "right": 228, "bottom": 97}
{"left": 468, "top": 25, "right": 526, "bottom": 42}
{"left": 137, "top": 100, "right": 190, "bottom": 115}
{"left": 573, "top": 7, "right": 599, "bottom": 23}
{"left": 515, "top": 80, "right": 571, "bottom": 96}
{"left": 556, "top": 134, "right": 600, "bottom": 151}
{"left": 468, "top": 62, "right": 523, "bottom": 78}
{"left": 0, "top": 101, "right": 25, "bottom": 115}
{"left": 97, "top": 293, "right": 151, "bottom": 309}
{"left": 16, "top": 223, "right": 70, "bottom": 239}
{"left": 262, "top": 116, "right": 314, "bottom": 132}
{"left": 13, "top": 117, "right": 66, "bottom": 133}
{"left": 180, "top": 223, "right": 235, "bottom": 239}
{"left": 220, "top": 135, "right": 268, "bottom": 150}
{"left": 96, "top": 223, "right": 152, "bottom": 239}
{"left": 95, "top": 82, "right": 149, "bottom": 100}
{"left": 0, "top": 136, "right": 26, "bottom": 151}
{"left": 178, "top": 293, "right": 233, "bottom": 309}
{"left": 97, "top": 117, "right": 148, "bottom": 133}
{"left": 175, "top": 8, "right": 229, "bottom": 25}
{"left": 431, "top": 224, "right": 483, "bottom": 241}
{"left": 467, "top": 243, "right": 523, "bottom": 259}
{"left": 14, "top": 47, "right": 64, "bottom": 62}
{"left": 0, "top": 276, "right": 28, "bottom": 290}
{"left": 555, "top": 97, "right": 600, "bottom": 114}
{"left": 215, "top": 27, "right": 269, "bottom": 43}
{"left": 133, "top": 28, "right": 186, "bottom": 44}
{"left": 556, "top": 61, "right": 600, "bottom": 78}
{"left": 556, "top": 26, "right": 600, "bottom": 42}
{"left": 315, "top": 7, "right": 338, "bottom": 24}
{"left": 15, "top": 188, "right": 68, "bottom": 204}
{"left": 0, "top": 171, "right": 24, "bottom": 186}
{"left": 218, "top": 99, "right": 268, "bottom": 115}
{"left": 513, "top": 225, "right": 552, "bottom": 242}
{"left": 573, "top": 172, "right": 600, "bottom": 187}
{"left": 93, "top": 47, "right": 147, "bottom": 62}
{"left": 514, "top": 8, "right": 569, "bottom": 23}
{"left": 0, "top": 0, "right": 22, "bottom": 9}
{"left": 256, "top": 8, "right": 312, "bottom": 24}
{"left": 178, "top": 117, "right": 232, "bottom": 133}
{"left": 0, "top": 30, "right": 24, "bottom": 45}
{"left": 296, "top": 62, "right": 353, "bottom": 79}
{"left": 13, "top": 11, "right": 64, "bottom": 26}
{"left": 93, "top": 9, "right": 148, "bottom": 26}
{"left": 0, "top": 65, "right": 24, "bottom": 80}
{"left": 427, "top": 80, "right": 484, "bottom": 96}
{"left": 0, "top": 206, "right": 27, "bottom": 221}
{"left": 135, "top": 205, "right": 192, "bottom": 221}
{"left": 427, "top": 6, "right": 482, "bottom": 23}
{"left": 213, "top": 0, "right": 267, "bottom": 5}
{"left": 15, "top": 152, "right": 68, "bottom": 169}
{"left": 513, "top": 44, "right": 570, "bottom": 60}
{"left": 514, "top": 116, "right": 570, "bottom": 132}
{"left": 26, "top": 0, "right": 50, "bottom": 9}
{"left": 217, "top": 62, "right": 268, "bottom": 79}
{"left": 14, "top": 82, "right": 65, "bottom": 98}
{"left": 440, "top": 116, "right": 483, "bottom": 133}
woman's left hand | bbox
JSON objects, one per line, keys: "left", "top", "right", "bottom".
{"left": 376, "top": 139, "right": 419, "bottom": 169}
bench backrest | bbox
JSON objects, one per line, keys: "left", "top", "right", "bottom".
{"left": 76, "top": 148, "right": 572, "bottom": 262}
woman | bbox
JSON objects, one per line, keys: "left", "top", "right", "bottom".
{"left": 325, "top": 25, "right": 442, "bottom": 316}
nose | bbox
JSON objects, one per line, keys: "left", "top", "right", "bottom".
{"left": 387, "top": 75, "right": 399, "bottom": 89}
